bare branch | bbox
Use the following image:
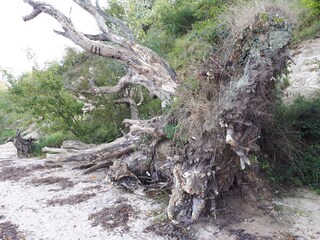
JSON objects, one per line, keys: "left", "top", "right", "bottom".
{"left": 84, "top": 33, "right": 110, "bottom": 41}
{"left": 95, "top": 0, "right": 134, "bottom": 40}
{"left": 23, "top": 0, "right": 132, "bottom": 64}
{"left": 137, "top": 87, "right": 144, "bottom": 106}
{"left": 114, "top": 97, "right": 139, "bottom": 120}
{"left": 22, "top": 8, "right": 41, "bottom": 21}
{"left": 23, "top": 0, "right": 177, "bottom": 107}
{"left": 74, "top": 0, "right": 133, "bottom": 48}
{"left": 66, "top": 69, "right": 132, "bottom": 95}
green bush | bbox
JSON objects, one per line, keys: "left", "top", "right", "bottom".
{"left": 293, "top": 11, "right": 320, "bottom": 43}
{"left": 261, "top": 96, "right": 320, "bottom": 189}
{"left": 32, "top": 132, "right": 67, "bottom": 156}
{"left": 164, "top": 124, "right": 177, "bottom": 140}
{"left": 302, "top": 0, "right": 320, "bottom": 13}
{"left": 158, "top": 0, "right": 200, "bottom": 36}
{"left": 156, "top": 0, "right": 225, "bottom": 37}
{"left": 0, "top": 129, "right": 15, "bottom": 144}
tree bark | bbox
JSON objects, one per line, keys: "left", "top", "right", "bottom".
{"left": 23, "top": 0, "right": 177, "bottom": 107}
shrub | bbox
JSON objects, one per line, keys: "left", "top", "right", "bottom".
{"left": 32, "top": 132, "right": 67, "bottom": 156}
{"left": 0, "top": 129, "right": 15, "bottom": 144}
{"left": 261, "top": 95, "right": 320, "bottom": 189}
{"left": 164, "top": 124, "right": 177, "bottom": 140}
{"left": 292, "top": 9, "right": 320, "bottom": 43}
{"left": 302, "top": 0, "right": 320, "bottom": 14}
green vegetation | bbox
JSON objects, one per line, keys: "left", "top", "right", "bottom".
{"left": 292, "top": 0, "right": 320, "bottom": 43}
{"left": 0, "top": 129, "right": 15, "bottom": 144}
{"left": 123, "top": 0, "right": 227, "bottom": 70}
{"left": 163, "top": 124, "right": 177, "bottom": 140}
{"left": 1, "top": 52, "right": 129, "bottom": 150}
{"left": 0, "top": 48, "right": 164, "bottom": 153}
{"left": 302, "top": 0, "right": 320, "bottom": 13}
{"left": 262, "top": 96, "right": 320, "bottom": 190}
{"left": 32, "top": 132, "right": 68, "bottom": 156}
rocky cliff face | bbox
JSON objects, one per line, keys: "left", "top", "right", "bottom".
{"left": 284, "top": 38, "right": 320, "bottom": 102}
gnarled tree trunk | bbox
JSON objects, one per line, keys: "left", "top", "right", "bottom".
{"left": 22, "top": 0, "right": 291, "bottom": 224}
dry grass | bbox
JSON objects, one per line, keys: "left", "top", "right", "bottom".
{"left": 0, "top": 165, "right": 46, "bottom": 182}
{"left": 144, "top": 219, "right": 194, "bottom": 240}
{"left": 221, "top": 0, "right": 303, "bottom": 38}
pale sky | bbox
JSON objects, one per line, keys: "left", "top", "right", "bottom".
{"left": 0, "top": 0, "right": 107, "bottom": 77}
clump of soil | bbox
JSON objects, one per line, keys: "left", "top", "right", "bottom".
{"left": 47, "top": 193, "right": 96, "bottom": 206}
{"left": 0, "top": 221, "right": 25, "bottom": 240}
{"left": 30, "top": 177, "right": 75, "bottom": 190}
{"left": 144, "top": 220, "right": 195, "bottom": 240}
{"left": 0, "top": 165, "right": 46, "bottom": 181}
{"left": 88, "top": 203, "right": 135, "bottom": 231}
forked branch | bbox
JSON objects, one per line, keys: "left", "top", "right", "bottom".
{"left": 23, "top": 0, "right": 177, "bottom": 107}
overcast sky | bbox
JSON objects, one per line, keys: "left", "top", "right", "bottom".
{"left": 0, "top": 0, "right": 107, "bottom": 77}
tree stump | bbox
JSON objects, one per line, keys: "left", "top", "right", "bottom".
{"left": 12, "top": 130, "right": 35, "bottom": 157}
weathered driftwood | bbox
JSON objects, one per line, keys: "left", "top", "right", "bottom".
{"left": 42, "top": 147, "right": 70, "bottom": 154}
{"left": 61, "top": 140, "right": 97, "bottom": 150}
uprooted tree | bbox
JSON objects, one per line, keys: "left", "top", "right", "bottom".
{"left": 23, "top": 0, "right": 291, "bottom": 223}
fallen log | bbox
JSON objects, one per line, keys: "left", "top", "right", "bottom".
{"left": 42, "top": 147, "right": 72, "bottom": 154}
{"left": 61, "top": 140, "right": 97, "bottom": 150}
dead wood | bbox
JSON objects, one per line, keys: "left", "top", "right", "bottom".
{"left": 61, "top": 140, "right": 97, "bottom": 150}
{"left": 82, "top": 161, "right": 113, "bottom": 175}
{"left": 21, "top": 0, "right": 292, "bottom": 225}
{"left": 10, "top": 129, "right": 35, "bottom": 157}
{"left": 166, "top": 13, "right": 291, "bottom": 223}
{"left": 23, "top": 0, "right": 177, "bottom": 108}
{"left": 42, "top": 147, "right": 71, "bottom": 154}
